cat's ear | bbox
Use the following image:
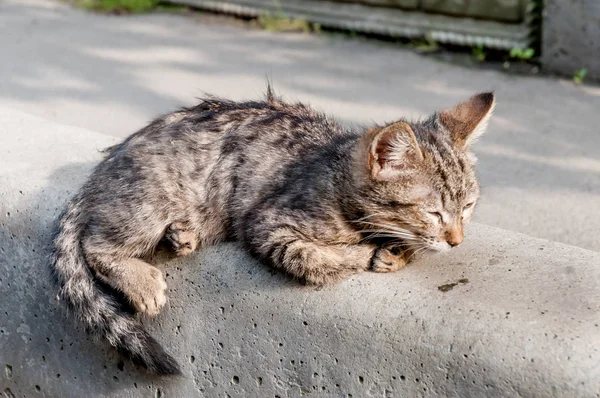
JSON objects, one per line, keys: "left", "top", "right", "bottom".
{"left": 438, "top": 92, "right": 495, "bottom": 149}
{"left": 368, "top": 121, "right": 423, "bottom": 181}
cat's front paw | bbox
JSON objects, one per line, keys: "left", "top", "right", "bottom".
{"left": 371, "top": 246, "right": 407, "bottom": 273}
{"left": 128, "top": 265, "right": 168, "bottom": 316}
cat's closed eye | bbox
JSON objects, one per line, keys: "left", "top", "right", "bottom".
{"left": 464, "top": 202, "right": 474, "bottom": 209}
{"left": 429, "top": 211, "right": 444, "bottom": 223}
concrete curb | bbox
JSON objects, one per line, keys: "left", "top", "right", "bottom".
{"left": 542, "top": 0, "right": 600, "bottom": 81}
{"left": 1, "top": 108, "right": 599, "bottom": 397}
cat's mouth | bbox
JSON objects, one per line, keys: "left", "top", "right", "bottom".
{"left": 427, "top": 241, "right": 452, "bottom": 253}
{"left": 351, "top": 218, "right": 454, "bottom": 255}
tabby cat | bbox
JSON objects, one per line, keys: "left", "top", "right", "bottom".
{"left": 50, "top": 88, "right": 494, "bottom": 375}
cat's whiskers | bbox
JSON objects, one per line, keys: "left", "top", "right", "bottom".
{"left": 355, "top": 221, "right": 433, "bottom": 259}
{"left": 355, "top": 221, "right": 417, "bottom": 239}
{"left": 350, "top": 213, "right": 387, "bottom": 223}
{"left": 357, "top": 231, "right": 418, "bottom": 243}
{"left": 355, "top": 229, "right": 421, "bottom": 250}
{"left": 356, "top": 228, "right": 417, "bottom": 238}
{"left": 356, "top": 230, "right": 407, "bottom": 243}
{"left": 407, "top": 245, "right": 429, "bottom": 261}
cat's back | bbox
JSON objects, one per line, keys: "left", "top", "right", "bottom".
{"left": 190, "top": 96, "right": 357, "bottom": 224}
{"left": 197, "top": 95, "right": 346, "bottom": 153}
{"left": 208, "top": 96, "right": 350, "bottom": 178}
{"left": 103, "top": 95, "right": 345, "bottom": 165}
{"left": 86, "top": 95, "right": 351, "bottom": 215}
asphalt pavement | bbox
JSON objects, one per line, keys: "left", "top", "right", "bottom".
{"left": 2, "top": 0, "right": 599, "bottom": 251}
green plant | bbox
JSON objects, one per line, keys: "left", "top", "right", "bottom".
{"left": 257, "top": 13, "right": 312, "bottom": 32}
{"left": 312, "top": 23, "right": 322, "bottom": 35}
{"left": 410, "top": 37, "right": 439, "bottom": 53}
{"left": 256, "top": 0, "right": 312, "bottom": 33}
{"left": 69, "top": 0, "right": 159, "bottom": 13}
{"left": 256, "top": 0, "right": 319, "bottom": 33}
{"left": 509, "top": 47, "right": 535, "bottom": 61}
{"left": 472, "top": 44, "right": 486, "bottom": 62}
{"left": 573, "top": 68, "right": 588, "bottom": 84}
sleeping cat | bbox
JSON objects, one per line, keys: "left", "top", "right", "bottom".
{"left": 50, "top": 88, "right": 494, "bottom": 375}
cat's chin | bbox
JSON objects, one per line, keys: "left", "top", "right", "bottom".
{"left": 426, "top": 242, "right": 452, "bottom": 253}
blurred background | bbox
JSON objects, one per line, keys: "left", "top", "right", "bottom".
{"left": 1, "top": 0, "right": 599, "bottom": 251}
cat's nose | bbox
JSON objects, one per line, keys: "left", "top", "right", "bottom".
{"left": 447, "top": 239, "right": 461, "bottom": 247}
{"left": 445, "top": 229, "right": 463, "bottom": 247}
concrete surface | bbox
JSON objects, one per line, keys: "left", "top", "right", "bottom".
{"left": 542, "top": 0, "right": 600, "bottom": 81}
{"left": 0, "top": 0, "right": 599, "bottom": 254}
{"left": 2, "top": 109, "right": 600, "bottom": 397}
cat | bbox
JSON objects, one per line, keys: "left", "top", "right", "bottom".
{"left": 50, "top": 87, "right": 494, "bottom": 375}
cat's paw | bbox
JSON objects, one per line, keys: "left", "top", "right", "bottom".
{"left": 165, "top": 221, "right": 199, "bottom": 256}
{"left": 128, "top": 265, "right": 168, "bottom": 316}
{"left": 371, "top": 247, "right": 407, "bottom": 273}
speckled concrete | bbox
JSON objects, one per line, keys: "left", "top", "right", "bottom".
{"left": 1, "top": 109, "right": 600, "bottom": 397}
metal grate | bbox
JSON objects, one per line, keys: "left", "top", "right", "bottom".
{"left": 175, "top": 0, "right": 537, "bottom": 50}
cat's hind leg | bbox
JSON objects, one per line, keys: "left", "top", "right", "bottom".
{"left": 164, "top": 220, "right": 200, "bottom": 257}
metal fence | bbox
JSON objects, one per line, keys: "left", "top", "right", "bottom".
{"left": 178, "top": 0, "right": 539, "bottom": 50}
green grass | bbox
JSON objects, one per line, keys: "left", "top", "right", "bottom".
{"left": 472, "top": 44, "right": 486, "bottom": 62}
{"left": 573, "top": 68, "right": 588, "bottom": 84}
{"left": 257, "top": 13, "right": 313, "bottom": 33}
{"left": 69, "top": 0, "right": 160, "bottom": 13}
{"left": 509, "top": 47, "right": 535, "bottom": 61}
{"left": 254, "top": 0, "right": 319, "bottom": 33}
{"left": 409, "top": 37, "right": 439, "bottom": 53}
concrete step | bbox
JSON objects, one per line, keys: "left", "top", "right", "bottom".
{"left": 1, "top": 107, "right": 599, "bottom": 397}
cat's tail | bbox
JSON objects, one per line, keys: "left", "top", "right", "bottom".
{"left": 49, "top": 199, "right": 181, "bottom": 376}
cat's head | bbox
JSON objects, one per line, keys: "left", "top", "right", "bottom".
{"left": 353, "top": 92, "right": 495, "bottom": 253}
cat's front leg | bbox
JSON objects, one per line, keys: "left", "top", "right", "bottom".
{"left": 253, "top": 227, "right": 376, "bottom": 285}
{"left": 370, "top": 246, "right": 408, "bottom": 273}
